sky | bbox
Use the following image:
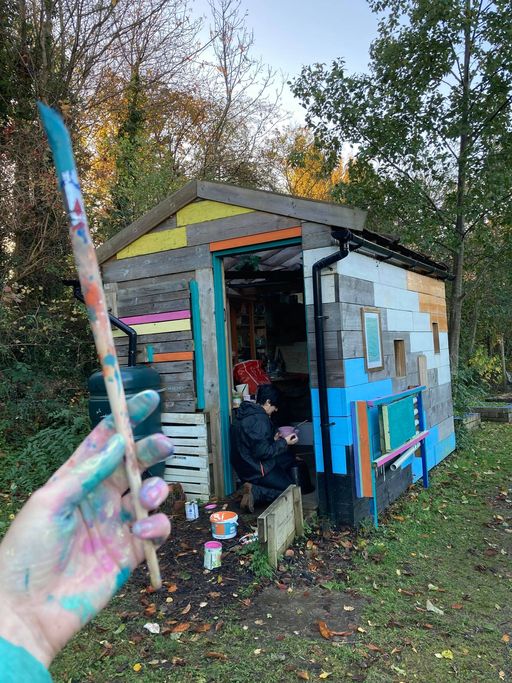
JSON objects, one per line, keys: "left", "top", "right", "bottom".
{"left": 193, "top": 0, "right": 378, "bottom": 122}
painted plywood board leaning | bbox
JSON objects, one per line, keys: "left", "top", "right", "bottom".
{"left": 257, "top": 485, "right": 304, "bottom": 568}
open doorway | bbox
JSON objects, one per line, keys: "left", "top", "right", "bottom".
{"left": 222, "top": 243, "right": 316, "bottom": 502}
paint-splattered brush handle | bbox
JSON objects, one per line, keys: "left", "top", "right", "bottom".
{"left": 38, "top": 103, "right": 162, "bottom": 589}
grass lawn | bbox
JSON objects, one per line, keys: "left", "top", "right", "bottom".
{"left": 2, "top": 423, "right": 511, "bottom": 682}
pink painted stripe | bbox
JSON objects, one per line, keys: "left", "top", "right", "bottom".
{"left": 120, "top": 310, "right": 191, "bottom": 325}
{"left": 373, "top": 430, "right": 429, "bottom": 468}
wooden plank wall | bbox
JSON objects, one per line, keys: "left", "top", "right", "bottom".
{"left": 112, "top": 273, "right": 196, "bottom": 413}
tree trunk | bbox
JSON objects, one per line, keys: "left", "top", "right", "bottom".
{"left": 450, "top": 0, "right": 472, "bottom": 376}
{"left": 448, "top": 239, "right": 465, "bottom": 373}
{"left": 499, "top": 335, "right": 507, "bottom": 390}
{"left": 468, "top": 297, "right": 480, "bottom": 358}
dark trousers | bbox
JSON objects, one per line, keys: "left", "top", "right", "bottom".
{"left": 250, "top": 453, "right": 296, "bottom": 504}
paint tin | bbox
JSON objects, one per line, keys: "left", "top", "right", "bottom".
{"left": 210, "top": 511, "right": 238, "bottom": 539}
{"left": 185, "top": 501, "right": 198, "bottom": 520}
{"left": 204, "top": 540, "right": 222, "bottom": 569}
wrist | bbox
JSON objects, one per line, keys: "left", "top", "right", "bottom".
{"left": 0, "top": 596, "right": 55, "bottom": 667}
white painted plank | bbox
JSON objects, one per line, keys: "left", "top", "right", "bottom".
{"left": 161, "top": 412, "right": 207, "bottom": 425}
{"left": 166, "top": 454, "right": 208, "bottom": 468}
{"left": 168, "top": 437, "right": 207, "bottom": 447}
{"left": 165, "top": 469, "right": 209, "bottom": 483}
{"left": 374, "top": 283, "right": 420, "bottom": 311}
{"left": 162, "top": 424, "right": 207, "bottom": 438}
{"left": 172, "top": 445, "right": 209, "bottom": 456}
{"left": 386, "top": 309, "right": 413, "bottom": 331}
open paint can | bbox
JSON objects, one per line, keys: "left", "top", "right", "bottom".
{"left": 209, "top": 510, "right": 238, "bottom": 539}
{"left": 204, "top": 540, "right": 222, "bottom": 569}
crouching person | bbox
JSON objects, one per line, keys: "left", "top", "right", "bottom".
{"left": 230, "top": 384, "right": 298, "bottom": 512}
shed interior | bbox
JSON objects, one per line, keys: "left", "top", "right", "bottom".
{"left": 223, "top": 245, "right": 315, "bottom": 477}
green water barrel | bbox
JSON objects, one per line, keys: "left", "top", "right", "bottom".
{"left": 88, "top": 365, "right": 165, "bottom": 478}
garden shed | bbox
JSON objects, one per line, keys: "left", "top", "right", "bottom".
{"left": 97, "top": 180, "right": 455, "bottom": 526}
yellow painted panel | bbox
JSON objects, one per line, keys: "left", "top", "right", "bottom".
{"left": 112, "top": 319, "right": 191, "bottom": 337}
{"left": 407, "top": 271, "right": 445, "bottom": 298}
{"left": 116, "top": 227, "right": 187, "bottom": 259}
{"left": 177, "top": 200, "right": 253, "bottom": 226}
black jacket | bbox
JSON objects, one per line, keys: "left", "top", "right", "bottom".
{"left": 230, "top": 401, "right": 288, "bottom": 482}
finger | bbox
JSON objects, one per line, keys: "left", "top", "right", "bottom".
{"left": 52, "top": 390, "right": 161, "bottom": 479}
{"left": 132, "top": 513, "right": 171, "bottom": 541}
{"left": 120, "top": 477, "right": 169, "bottom": 524}
{"left": 110, "top": 433, "right": 173, "bottom": 492}
{"left": 139, "top": 477, "right": 169, "bottom": 510}
{"left": 50, "top": 434, "right": 125, "bottom": 509}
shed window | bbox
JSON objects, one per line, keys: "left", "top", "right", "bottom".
{"left": 432, "top": 322, "right": 440, "bottom": 354}
{"left": 394, "top": 339, "right": 406, "bottom": 377}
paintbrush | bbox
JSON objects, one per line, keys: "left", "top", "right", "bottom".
{"left": 38, "top": 103, "right": 162, "bottom": 589}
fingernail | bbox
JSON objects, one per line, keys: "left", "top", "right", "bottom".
{"left": 140, "top": 478, "right": 166, "bottom": 507}
{"left": 132, "top": 518, "right": 154, "bottom": 538}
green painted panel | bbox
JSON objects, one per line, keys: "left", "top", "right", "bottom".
{"left": 380, "top": 397, "right": 416, "bottom": 452}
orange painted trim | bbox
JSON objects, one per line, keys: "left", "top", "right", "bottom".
{"left": 152, "top": 351, "right": 194, "bottom": 362}
{"left": 357, "top": 401, "right": 373, "bottom": 497}
{"left": 209, "top": 226, "right": 302, "bottom": 252}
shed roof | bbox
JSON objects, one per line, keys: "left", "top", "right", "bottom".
{"left": 96, "top": 180, "right": 367, "bottom": 265}
{"left": 96, "top": 180, "right": 451, "bottom": 279}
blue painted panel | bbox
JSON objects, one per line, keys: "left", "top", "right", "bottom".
{"left": 435, "top": 432, "right": 456, "bottom": 464}
{"left": 331, "top": 444, "right": 347, "bottom": 474}
{"left": 312, "top": 417, "right": 324, "bottom": 473}
{"left": 310, "top": 388, "right": 347, "bottom": 418}
{"left": 343, "top": 358, "right": 368, "bottom": 387}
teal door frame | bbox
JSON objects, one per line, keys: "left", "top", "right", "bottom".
{"left": 212, "top": 237, "right": 302, "bottom": 494}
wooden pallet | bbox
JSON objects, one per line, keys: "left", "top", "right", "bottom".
{"left": 162, "top": 412, "right": 210, "bottom": 500}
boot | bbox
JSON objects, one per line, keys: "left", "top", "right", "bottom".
{"left": 240, "top": 482, "right": 254, "bottom": 513}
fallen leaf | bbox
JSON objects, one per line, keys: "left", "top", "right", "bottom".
{"left": 428, "top": 583, "right": 439, "bottom": 591}
{"left": 172, "top": 623, "right": 190, "bottom": 633}
{"left": 208, "top": 591, "right": 221, "bottom": 599}
{"left": 253, "top": 648, "right": 262, "bottom": 655}
{"left": 217, "top": 575, "right": 223, "bottom": 584}
{"left": 437, "top": 650, "right": 453, "bottom": 659}
{"left": 319, "top": 673, "right": 332, "bottom": 679}
{"left": 180, "top": 603, "right": 191, "bottom": 615}
{"left": 241, "top": 598, "right": 251, "bottom": 606}
{"left": 343, "top": 605, "right": 355, "bottom": 611}
{"left": 199, "top": 601, "right": 208, "bottom": 608}
{"left": 113, "top": 624, "right": 126, "bottom": 635}
{"left": 143, "top": 623, "right": 160, "bottom": 634}
{"left": 391, "top": 514, "right": 405, "bottom": 522}
{"left": 317, "top": 621, "right": 333, "bottom": 640}
{"left": 144, "top": 603, "right": 157, "bottom": 616}
{"left": 296, "top": 671, "right": 309, "bottom": 680}
{"left": 215, "top": 620, "right": 224, "bottom": 632}
{"left": 451, "top": 603, "right": 464, "bottom": 610}
{"left": 423, "top": 623, "right": 434, "bottom": 630}
{"left": 502, "top": 634, "right": 510, "bottom": 643}
{"left": 426, "top": 599, "right": 444, "bottom": 615}
{"left": 133, "top": 663, "right": 142, "bottom": 672}
{"left": 167, "top": 583, "right": 178, "bottom": 593}
{"left": 367, "top": 644, "right": 384, "bottom": 652}
{"left": 194, "top": 623, "right": 212, "bottom": 632}
{"left": 171, "top": 657, "right": 186, "bottom": 666}
{"left": 206, "top": 651, "right": 228, "bottom": 661}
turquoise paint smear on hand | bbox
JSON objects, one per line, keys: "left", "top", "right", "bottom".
{"left": 114, "top": 567, "right": 131, "bottom": 592}
{"left": 59, "top": 594, "right": 96, "bottom": 625}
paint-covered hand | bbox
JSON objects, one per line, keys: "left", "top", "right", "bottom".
{"left": 0, "top": 390, "right": 173, "bottom": 668}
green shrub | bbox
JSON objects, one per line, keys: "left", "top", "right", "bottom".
{"left": 0, "top": 401, "right": 90, "bottom": 495}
